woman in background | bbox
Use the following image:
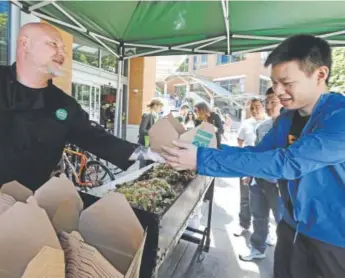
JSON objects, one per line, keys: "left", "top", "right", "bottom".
{"left": 184, "top": 110, "right": 196, "bottom": 130}
{"left": 138, "top": 98, "right": 164, "bottom": 168}
{"left": 194, "top": 102, "right": 224, "bottom": 148}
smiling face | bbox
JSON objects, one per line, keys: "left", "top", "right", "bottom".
{"left": 23, "top": 25, "right": 66, "bottom": 78}
{"left": 250, "top": 100, "right": 265, "bottom": 120}
{"left": 265, "top": 93, "right": 282, "bottom": 118}
{"left": 271, "top": 61, "right": 325, "bottom": 111}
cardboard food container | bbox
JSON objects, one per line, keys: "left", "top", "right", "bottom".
{"left": 0, "top": 176, "right": 146, "bottom": 278}
{"left": 148, "top": 114, "right": 217, "bottom": 153}
{"left": 1, "top": 175, "right": 83, "bottom": 234}
{"left": 0, "top": 201, "right": 65, "bottom": 278}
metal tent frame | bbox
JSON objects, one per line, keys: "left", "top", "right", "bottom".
{"left": 9, "top": 0, "right": 345, "bottom": 136}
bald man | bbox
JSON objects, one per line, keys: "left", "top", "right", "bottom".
{"left": 0, "top": 23, "right": 162, "bottom": 191}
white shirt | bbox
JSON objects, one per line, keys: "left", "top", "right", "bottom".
{"left": 255, "top": 118, "right": 274, "bottom": 144}
{"left": 237, "top": 117, "right": 268, "bottom": 147}
{"left": 184, "top": 120, "right": 195, "bottom": 130}
{"left": 252, "top": 117, "right": 277, "bottom": 184}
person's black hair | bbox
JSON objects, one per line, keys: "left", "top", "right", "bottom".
{"left": 264, "top": 34, "right": 332, "bottom": 84}
{"left": 184, "top": 110, "right": 196, "bottom": 124}
{"left": 265, "top": 87, "right": 274, "bottom": 95}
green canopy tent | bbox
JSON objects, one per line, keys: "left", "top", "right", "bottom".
{"left": 10, "top": 0, "right": 345, "bottom": 136}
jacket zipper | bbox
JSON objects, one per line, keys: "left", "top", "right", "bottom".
{"left": 293, "top": 223, "right": 300, "bottom": 244}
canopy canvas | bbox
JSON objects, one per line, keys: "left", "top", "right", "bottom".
{"left": 11, "top": 1, "right": 345, "bottom": 57}
{"left": 10, "top": 0, "right": 345, "bottom": 135}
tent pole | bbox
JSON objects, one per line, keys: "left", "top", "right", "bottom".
{"left": 29, "top": 1, "right": 54, "bottom": 12}
{"left": 170, "top": 47, "right": 223, "bottom": 54}
{"left": 124, "top": 42, "right": 167, "bottom": 49}
{"left": 90, "top": 32, "right": 120, "bottom": 45}
{"left": 9, "top": 0, "right": 23, "bottom": 9}
{"left": 318, "top": 30, "right": 345, "bottom": 38}
{"left": 90, "top": 32, "right": 119, "bottom": 57}
{"left": 232, "top": 34, "right": 284, "bottom": 41}
{"left": 195, "top": 36, "right": 226, "bottom": 50}
{"left": 221, "top": 0, "right": 230, "bottom": 54}
{"left": 31, "top": 11, "right": 86, "bottom": 33}
{"left": 115, "top": 52, "right": 123, "bottom": 137}
{"left": 232, "top": 44, "right": 279, "bottom": 55}
{"left": 124, "top": 48, "right": 169, "bottom": 59}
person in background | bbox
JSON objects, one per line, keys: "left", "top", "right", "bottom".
{"left": 222, "top": 113, "right": 233, "bottom": 143}
{"left": 100, "top": 103, "right": 109, "bottom": 127}
{"left": 184, "top": 110, "right": 196, "bottom": 130}
{"left": 194, "top": 102, "right": 224, "bottom": 148}
{"left": 240, "top": 87, "right": 283, "bottom": 261}
{"left": 138, "top": 98, "right": 164, "bottom": 168}
{"left": 234, "top": 98, "right": 267, "bottom": 237}
{"left": 176, "top": 103, "right": 190, "bottom": 123}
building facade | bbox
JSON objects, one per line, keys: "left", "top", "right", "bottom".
{"left": 165, "top": 52, "right": 272, "bottom": 98}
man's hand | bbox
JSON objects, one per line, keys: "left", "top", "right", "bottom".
{"left": 129, "top": 146, "right": 165, "bottom": 163}
{"left": 161, "top": 140, "right": 197, "bottom": 171}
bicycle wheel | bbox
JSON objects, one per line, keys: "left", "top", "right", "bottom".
{"left": 80, "top": 160, "right": 115, "bottom": 187}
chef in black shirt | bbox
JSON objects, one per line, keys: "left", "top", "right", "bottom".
{"left": 0, "top": 23, "right": 162, "bottom": 191}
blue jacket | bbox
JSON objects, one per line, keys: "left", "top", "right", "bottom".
{"left": 197, "top": 93, "right": 345, "bottom": 247}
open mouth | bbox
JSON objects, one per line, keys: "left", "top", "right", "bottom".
{"left": 53, "top": 58, "right": 64, "bottom": 66}
{"left": 279, "top": 97, "right": 292, "bottom": 102}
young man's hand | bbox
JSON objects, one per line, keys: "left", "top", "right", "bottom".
{"left": 161, "top": 141, "right": 197, "bottom": 171}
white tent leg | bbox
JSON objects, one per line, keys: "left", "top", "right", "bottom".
{"left": 221, "top": 0, "right": 230, "bottom": 54}
{"left": 115, "top": 57, "right": 123, "bottom": 137}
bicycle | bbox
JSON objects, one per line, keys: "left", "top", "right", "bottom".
{"left": 88, "top": 120, "right": 124, "bottom": 177}
{"left": 63, "top": 145, "right": 115, "bottom": 189}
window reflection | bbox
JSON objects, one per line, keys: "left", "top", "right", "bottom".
{"left": 72, "top": 43, "right": 100, "bottom": 67}
{"left": 0, "top": 1, "right": 9, "bottom": 65}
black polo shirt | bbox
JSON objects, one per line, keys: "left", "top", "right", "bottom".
{"left": 0, "top": 64, "right": 138, "bottom": 191}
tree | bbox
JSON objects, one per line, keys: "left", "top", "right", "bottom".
{"left": 329, "top": 47, "right": 345, "bottom": 92}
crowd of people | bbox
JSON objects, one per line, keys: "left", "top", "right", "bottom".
{"left": 162, "top": 34, "right": 345, "bottom": 277}
{"left": 5, "top": 21, "right": 345, "bottom": 278}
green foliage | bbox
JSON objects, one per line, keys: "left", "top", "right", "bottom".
{"left": 329, "top": 48, "right": 345, "bottom": 92}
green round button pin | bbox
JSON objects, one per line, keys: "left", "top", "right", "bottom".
{"left": 55, "top": 108, "right": 68, "bottom": 120}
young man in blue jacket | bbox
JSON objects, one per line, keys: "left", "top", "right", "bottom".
{"left": 162, "top": 35, "right": 345, "bottom": 277}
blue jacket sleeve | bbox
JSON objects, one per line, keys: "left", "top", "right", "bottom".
{"left": 198, "top": 109, "right": 345, "bottom": 179}
{"left": 219, "top": 125, "right": 276, "bottom": 153}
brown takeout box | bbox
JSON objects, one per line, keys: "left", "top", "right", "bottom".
{"left": 148, "top": 114, "right": 217, "bottom": 153}
{"left": 0, "top": 200, "right": 65, "bottom": 278}
{"left": 0, "top": 176, "right": 146, "bottom": 278}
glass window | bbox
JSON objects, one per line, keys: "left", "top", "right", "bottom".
{"left": 193, "top": 56, "right": 197, "bottom": 70}
{"left": 100, "top": 50, "right": 117, "bottom": 73}
{"left": 73, "top": 43, "right": 100, "bottom": 67}
{"left": 200, "top": 55, "right": 208, "bottom": 66}
{"left": 72, "top": 83, "right": 91, "bottom": 114}
{"left": 259, "top": 78, "right": 271, "bottom": 95}
{"left": 178, "top": 57, "right": 189, "bottom": 72}
{"left": 0, "top": 2, "right": 10, "bottom": 65}
{"left": 216, "top": 54, "right": 245, "bottom": 65}
{"left": 217, "top": 78, "right": 245, "bottom": 94}
{"left": 123, "top": 59, "right": 129, "bottom": 77}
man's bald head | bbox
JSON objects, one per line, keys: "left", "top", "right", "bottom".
{"left": 18, "top": 23, "right": 61, "bottom": 42}
{"left": 17, "top": 23, "right": 66, "bottom": 79}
